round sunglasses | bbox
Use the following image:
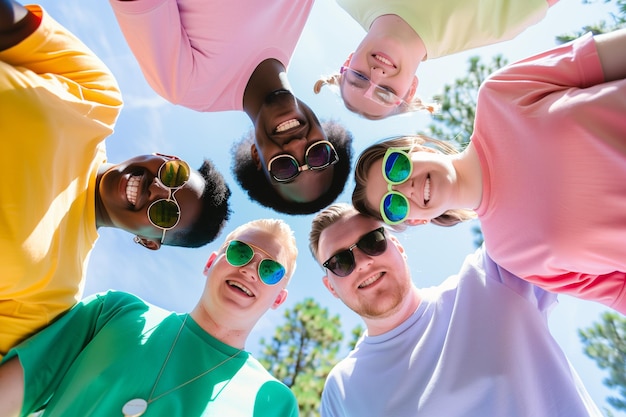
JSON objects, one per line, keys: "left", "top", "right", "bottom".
{"left": 147, "top": 156, "right": 191, "bottom": 242}
{"left": 267, "top": 140, "right": 339, "bottom": 183}
{"left": 225, "top": 240, "right": 286, "bottom": 285}
{"left": 322, "top": 227, "right": 387, "bottom": 277}
{"left": 379, "top": 148, "right": 413, "bottom": 225}
{"left": 340, "top": 66, "right": 405, "bottom": 108}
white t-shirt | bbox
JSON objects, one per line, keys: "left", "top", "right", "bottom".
{"left": 321, "top": 247, "right": 602, "bottom": 417}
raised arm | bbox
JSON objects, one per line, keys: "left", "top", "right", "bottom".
{"left": 0, "top": 0, "right": 40, "bottom": 51}
{"left": 594, "top": 28, "right": 626, "bottom": 82}
{"left": 0, "top": 356, "right": 24, "bottom": 417}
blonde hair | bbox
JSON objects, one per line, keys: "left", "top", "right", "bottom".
{"left": 309, "top": 203, "right": 359, "bottom": 263}
{"left": 224, "top": 219, "right": 298, "bottom": 282}
{"left": 352, "top": 135, "right": 477, "bottom": 228}
{"left": 313, "top": 73, "right": 439, "bottom": 120}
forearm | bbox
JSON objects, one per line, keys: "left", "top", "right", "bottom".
{"left": 594, "top": 28, "right": 626, "bottom": 82}
{"left": 0, "top": 0, "right": 40, "bottom": 51}
{"left": 0, "top": 356, "right": 24, "bottom": 417}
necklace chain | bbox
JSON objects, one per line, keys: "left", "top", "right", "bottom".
{"left": 146, "top": 314, "right": 243, "bottom": 405}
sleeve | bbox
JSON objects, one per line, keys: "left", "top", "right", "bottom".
{"left": 0, "top": 5, "right": 122, "bottom": 128}
{"left": 478, "top": 247, "right": 559, "bottom": 316}
{"left": 254, "top": 380, "right": 299, "bottom": 417}
{"left": 109, "top": 0, "right": 196, "bottom": 105}
{"left": 2, "top": 291, "right": 148, "bottom": 416}
{"left": 320, "top": 376, "right": 347, "bottom": 417}
{"left": 479, "top": 32, "right": 604, "bottom": 107}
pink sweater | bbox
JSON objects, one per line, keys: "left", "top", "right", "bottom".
{"left": 473, "top": 33, "right": 626, "bottom": 313}
{"left": 110, "top": 0, "right": 314, "bottom": 111}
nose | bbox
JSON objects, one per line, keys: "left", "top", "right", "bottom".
{"left": 353, "top": 247, "right": 374, "bottom": 272}
{"left": 239, "top": 254, "right": 262, "bottom": 282}
{"left": 369, "top": 67, "right": 386, "bottom": 82}
{"left": 393, "top": 180, "right": 413, "bottom": 198}
{"left": 283, "top": 137, "right": 308, "bottom": 163}
{"left": 148, "top": 177, "right": 172, "bottom": 201}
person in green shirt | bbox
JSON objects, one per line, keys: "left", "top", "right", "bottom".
{"left": 0, "top": 217, "right": 299, "bottom": 417}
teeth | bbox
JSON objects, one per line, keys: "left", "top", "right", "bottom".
{"left": 227, "top": 280, "right": 253, "bottom": 297}
{"left": 374, "top": 54, "right": 393, "bottom": 66}
{"left": 126, "top": 175, "right": 140, "bottom": 206}
{"left": 424, "top": 176, "right": 431, "bottom": 203}
{"left": 359, "top": 272, "right": 383, "bottom": 289}
{"left": 275, "top": 119, "right": 300, "bottom": 133}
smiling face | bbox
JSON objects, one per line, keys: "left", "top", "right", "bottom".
{"left": 341, "top": 15, "right": 423, "bottom": 119}
{"left": 96, "top": 154, "right": 204, "bottom": 244}
{"left": 251, "top": 91, "right": 335, "bottom": 203}
{"left": 203, "top": 228, "right": 289, "bottom": 332}
{"left": 317, "top": 212, "right": 411, "bottom": 320}
{"left": 364, "top": 151, "right": 457, "bottom": 223}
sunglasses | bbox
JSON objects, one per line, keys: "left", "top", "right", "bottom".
{"left": 379, "top": 148, "right": 413, "bottom": 225}
{"left": 268, "top": 140, "right": 339, "bottom": 183}
{"left": 225, "top": 240, "right": 287, "bottom": 285}
{"left": 340, "top": 66, "right": 405, "bottom": 108}
{"left": 147, "top": 155, "right": 191, "bottom": 242}
{"left": 322, "top": 227, "right": 387, "bottom": 277}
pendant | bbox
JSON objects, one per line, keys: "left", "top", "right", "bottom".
{"left": 122, "top": 398, "right": 148, "bottom": 417}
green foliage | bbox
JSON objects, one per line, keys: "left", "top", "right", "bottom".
{"left": 258, "top": 298, "right": 343, "bottom": 416}
{"left": 579, "top": 312, "right": 626, "bottom": 411}
{"left": 425, "top": 55, "right": 507, "bottom": 149}
{"left": 557, "top": 0, "right": 626, "bottom": 43}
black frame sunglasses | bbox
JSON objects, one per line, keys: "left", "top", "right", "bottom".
{"left": 322, "top": 227, "right": 387, "bottom": 277}
{"left": 267, "top": 140, "right": 339, "bottom": 182}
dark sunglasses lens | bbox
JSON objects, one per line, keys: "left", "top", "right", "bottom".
{"left": 306, "top": 142, "right": 332, "bottom": 168}
{"left": 148, "top": 200, "right": 180, "bottom": 229}
{"left": 326, "top": 251, "right": 355, "bottom": 277}
{"left": 259, "top": 259, "right": 286, "bottom": 285}
{"left": 359, "top": 229, "right": 387, "bottom": 256}
{"left": 384, "top": 151, "right": 411, "bottom": 183}
{"left": 159, "top": 160, "right": 190, "bottom": 188}
{"left": 270, "top": 156, "right": 299, "bottom": 181}
{"left": 226, "top": 241, "right": 254, "bottom": 266}
{"left": 382, "top": 193, "right": 409, "bottom": 223}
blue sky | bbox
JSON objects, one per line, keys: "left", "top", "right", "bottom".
{"left": 35, "top": 0, "right": 623, "bottom": 414}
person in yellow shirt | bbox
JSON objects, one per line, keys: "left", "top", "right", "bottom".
{"left": 0, "top": 0, "right": 231, "bottom": 359}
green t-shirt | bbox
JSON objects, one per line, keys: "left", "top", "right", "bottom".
{"left": 2, "top": 291, "right": 298, "bottom": 417}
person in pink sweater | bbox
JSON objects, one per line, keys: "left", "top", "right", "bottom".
{"left": 351, "top": 28, "right": 626, "bottom": 313}
{"left": 109, "top": 0, "right": 353, "bottom": 215}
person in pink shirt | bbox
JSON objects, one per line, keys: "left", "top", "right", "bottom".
{"left": 109, "top": 0, "right": 353, "bottom": 215}
{"left": 351, "top": 28, "right": 626, "bottom": 314}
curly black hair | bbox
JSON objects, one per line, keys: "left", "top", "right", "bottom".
{"left": 167, "top": 158, "right": 232, "bottom": 247}
{"left": 231, "top": 120, "right": 353, "bottom": 215}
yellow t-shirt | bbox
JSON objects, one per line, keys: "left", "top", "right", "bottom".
{"left": 0, "top": 5, "right": 122, "bottom": 356}
{"left": 337, "top": 0, "right": 548, "bottom": 59}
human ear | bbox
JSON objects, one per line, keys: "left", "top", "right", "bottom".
{"left": 343, "top": 52, "right": 354, "bottom": 68}
{"left": 271, "top": 289, "right": 288, "bottom": 310}
{"left": 133, "top": 236, "right": 161, "bottom": 251}
{"left": 405, "top": 75, "right": 418, "bottom": 100}
{"left": 250, "top": 144, "right": 263, "bottom": 170}
{"left": 203, "top": 252, "right": 218, "bottom": 276}
{"left": 322, "top": 276, "right": 339, "bottom": 298}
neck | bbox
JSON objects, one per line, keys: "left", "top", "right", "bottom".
{"left": 94, "top": 163, "right": 113, "bottom": 228}
{"left": 243, "top": 58, "right": 291, "bottom": 122}
{"left": 364, "top": 286, "right": 422, "bottom": 336}
{"left": 189, "top": 304, "right": 249, "bottom": 349}
{"left": 451, "top": 141, "right": 484, "bottom": 209}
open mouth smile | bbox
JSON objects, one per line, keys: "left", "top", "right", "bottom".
{"left": 358, "top": 272, "right": 384, "bottom": 289}
{"left": 275, "top": 118, "right": 301, "bottom": 133}
{"left": 227, "top": 280, "right": 254, "bottom": 297}
{"left": 126, "top": 174, "right": 141, "bottom": 206}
